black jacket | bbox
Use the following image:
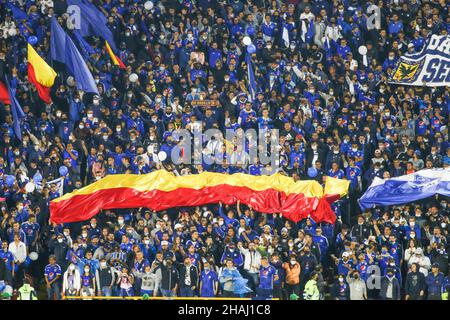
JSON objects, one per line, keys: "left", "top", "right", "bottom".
{"left": 160, "top": 264, "right": 179, "bottom": 290}
{"left": 405, "top": 270, "right": 426, "bottom": 299}
{"left": 178, "top": 264, "right": 199, "bottom": 289}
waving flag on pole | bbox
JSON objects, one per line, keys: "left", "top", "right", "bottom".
{"left": 73, "top": 30, "right": 96, "bottom": 59}
{"left": 67, "top": 0, "right": 118, "bottom": 53}
{"left": 7, "top": 3, "right": 28, "bottom": 22}
{"left": 6, "top": 76, "right": 25, "bottom": 140}
{"left": 282, "top": 25, "right": 290, "bottom": 47}
{"left": 105, "top": 41, "right": 126, "bottom": 69}
{"left": 245, "top": 53, "right": 256, "bottom": 101}
{"left": 359, "top": 168, "right": 450, "bottom": 210}
{"left": 27, "top": 44, "right": 57, "bottom": 104}
{"left": 50, "top": 17, "right": 99, "bottom": 94}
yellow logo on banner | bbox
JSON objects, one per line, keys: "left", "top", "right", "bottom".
{"left": 392, "top": 62, "right": 420, "bottom": 82}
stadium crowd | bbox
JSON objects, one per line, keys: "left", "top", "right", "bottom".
{"left": 0, "top": 0, "right": 449, "bottom": 300}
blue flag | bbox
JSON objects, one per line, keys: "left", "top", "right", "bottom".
{"left": 69, "top": 96, "right": 81, "bottom": 124}
{"left": 306, "top": 20, "right": 314, "bottom": 43}
{"left": 67, "top": 0, "right": 118, "bottom": 53}
{"left": 246, "top": 53, "right": 256, "bottom": 102}
{"left": 359, "top": 168, "right": 450, "bottom": 211}
{"left": 73, "top": 30, "right": 96, "bottom": 59}
{"left": 50, "top": 18, "right": 99, "bottom": 94}
{"left": 6, "top": 76, "right": 25, "bottom": 141}
{"left": 7, "top": 3, "right": 28, "bottom": 22}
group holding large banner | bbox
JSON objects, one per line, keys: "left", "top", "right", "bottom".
{"left": 389, "top": 34, "right": 450, "bottom": 87}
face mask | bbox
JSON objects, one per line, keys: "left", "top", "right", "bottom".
{"left": 79, "top": 124, "right": 84, "bottom": 129}
{"left": 14, "top": 151, "right": 20, "bottom": 156}
{"left": 100, "top": 262, "right": 107, "bottom": 268}
{"left": 118, "top": 220, "right": 124, "bottom": 225}
{"left": 144, "top": 240, "right": 150, "bottom": 245}
{"left": 204, "top": 267, "right": 210, "bottom": 272}
{"left": 352, "top": 148, "right": 357, "bottom": 152}
{"left": 339, "top": 277, "right": 344, "bottom": 282}
{"left": 103, "top": 135, "right": 108, "bottom": 141}
{"left": 218, "top": 221, "right": 224, "bottom": 226}
{"left": 57, "top": 238, "right": 63, "bottom": 243}
{"left": 82, "top": 233, "right": 88, "bottom": 238}
{"left": 116, "top": 127, "right": 121, "bottom": 132}
{"left": 84, "top": 268, "right": 90, "bottom": 273}
{"left": 394, "top": 223, "right": 399, "bottom": 228}
{"left": 229, "top": 249, "right": 235, "bottom": 253}
{"left": 163, "top": 216, "right": 169, "bottom": 221}
{"left": 410, "top": 233, "right": 415, "bottom": 238}
{"left": 288, "top": 242, "right": 294, "bottom": 247}
{"left": 409, "top": 222, "right": 415, "bottom": 227}
{"left": 290, "top": 260, "right": 296, "bottom": 265}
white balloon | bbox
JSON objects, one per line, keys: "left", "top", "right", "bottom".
{"left": 67, "top": 76, "right": 75, "bottom": 87}
{"left": 158, "top": 151, "right": 167, "bottom": 162}
{"left": 129, "top": 73, "right": 139, "bottom": 83}
{"left": 29, "top": 252, "right": 39, "bottom": 261}
{"left": 25, "top": 182, "right": 35, "bottom": 193}
{"left": 8, "top": 28, "right": 17, "bottom": 37}
{"left": 358, "top": 45, "right": 368, "bottom": 55}
{"left": 242, "top": 36, "right": 252, "bottom": 46}
{"left": 144, "top": 1, "right": 154, "bottom": 10}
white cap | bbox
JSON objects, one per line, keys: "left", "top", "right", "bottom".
{"left": 161, "top": 241, "right": 169, "bottom": 246}
{"left": 342, "top": 252, "right": 350, "bottom": 258}
{"left": 174, "top": 223, "right": 183, "bottom": 230}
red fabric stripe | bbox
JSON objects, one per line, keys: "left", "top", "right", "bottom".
{"left": 28, "top": 63, "right": 52, "bottom": 104}
{"left": 50, "top": 185, "right": 338, "bottom": 225}
{"left": 115, "top": 54, "right": 126, "bottom": 69}
{"left": 0, "top": 80, "right": 10, "bottom": 105}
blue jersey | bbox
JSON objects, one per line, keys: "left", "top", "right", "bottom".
{"left": 81, "top": 273, "right": 94, "bottom": 287}
{"left": 0, "top": 250, "right": 15, "bottom": 271}
{"left": 337, "top": 259, "right": 355, "bottom": 276}
{"left": 44, "top": 264, "right": 62, "bottom": 282}
{"left": 21, "top": 222, "right": 40, "bottom": 243}
{"left": 259, "top": 265, "right": 277, "bottom": 290}
{"left": 346, "top": 166, "right": 361, "bottom": 189}
{"left": 200, "top": 270, "right": 218, "bottom": 297}
{"left": 328, "top": 169, "right": 345, "bottom": 179}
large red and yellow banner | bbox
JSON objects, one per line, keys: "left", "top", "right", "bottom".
{"left": 50, "top": 170, "right": 349, "bottom": 225}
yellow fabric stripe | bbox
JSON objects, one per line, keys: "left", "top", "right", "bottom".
{"left": 105, "top": 41, "right": 119, "bottom": 65}
{"left": 324, "top": 176, "right": 350, "bottom": 197}
{"left": 52, "top": 170, "right": 341, "bottom": 203}
{"left": 27, "top": 43, "right": 57, "bottom": 87}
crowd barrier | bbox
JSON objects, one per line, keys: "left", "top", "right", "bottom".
{"left": 63, "top": 296, "right": 279, "bottom": 300}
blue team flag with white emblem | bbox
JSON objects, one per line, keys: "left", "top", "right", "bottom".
{"left": 359, "top": 168, "right": 450, "bottom": 210}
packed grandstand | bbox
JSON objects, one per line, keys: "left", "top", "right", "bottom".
{"left": 0, "top": 0, "right": 448, "bottom": 300}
